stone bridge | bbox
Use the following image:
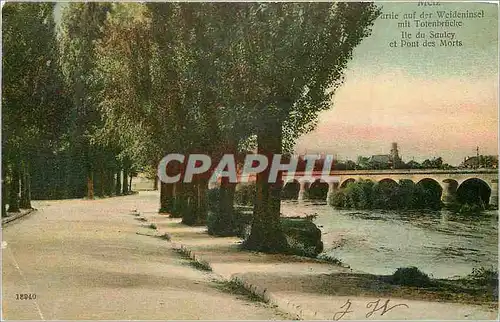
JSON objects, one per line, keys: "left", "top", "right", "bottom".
{"left": 245, "top": 169, "right": 498, "bottom": 206}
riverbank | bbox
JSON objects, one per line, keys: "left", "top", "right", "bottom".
{"left": 136, "top": 211, "right": 497, "bottom": 320}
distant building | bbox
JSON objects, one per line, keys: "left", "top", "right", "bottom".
{"left": 370, "top": 154, "right": 391, "bottom": 167}
{"left": 461, "top": 155, "right": 498, "bottom": 169}
{"left": 369, "top": 143, "right": 403, "bottom": 169}
{"left": 390, "top": 142, "right": 402, "bottom": 166}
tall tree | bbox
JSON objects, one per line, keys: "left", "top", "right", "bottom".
{"left": 3, "top": 3, "right": 68, "bottom": 211}
{"left": 59, "top": 2, "right": 112, "bottom": 199}
{"left": 235, "top": 3, "right": 381, "bottom": 252}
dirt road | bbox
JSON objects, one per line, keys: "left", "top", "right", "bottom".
{"left": 2, "top": 192, "right": 288, "bottom": 320}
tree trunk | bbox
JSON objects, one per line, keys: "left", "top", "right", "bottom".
{"left": 115, "top": 169, "right": 122, "bottom": 195}
{"left": 154, "top": 175, "right": 158, "bottom": 190}
{"left": 87, "top": 170, "right": 94, "bottom": 200}
{"left": 98, "top": 166, "right": 105, "bottom": 197}
{"left": 170, "top": 182, "right": 184, "bottom": 218}
{"left": 160, "top": 181, "right": 167, "bottom": 211}
{"left": 122, "top": 167, "right": 128, "bottom": 195}
{"left": 19, "top": 161, "right": 32, "bottom": 209}
{"left": 129, "top": 175, "right": 133, "bottom": 193}
{"left": 110, "top": 170, "right": 115, "bottom": 196}
{"left": 211, "top": 177, "right": 236, "bottom": 236}
{"left": 8, "top": 162, "right": 20, "bottom": 213}
{"left": 181, "top": 182, "right": 198, "bottom": 225}
{"left": 195, "top": 178, "right": 208, "bottom": 225}
{"left": 159, "top": 182, "right": 174, "bottom": 213}
{"left": 104, "top": 169, "right": 113, "bottom": 196}
{"left": 243, "top": 123, "right": 288, "bottom": 253}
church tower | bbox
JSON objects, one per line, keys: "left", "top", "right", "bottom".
{"left": 390, "top": 142, "right": 401, "bottom": 169}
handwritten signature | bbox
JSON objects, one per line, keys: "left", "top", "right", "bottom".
{"left": 333, "top": 298, "right": 409, "bottom": 320}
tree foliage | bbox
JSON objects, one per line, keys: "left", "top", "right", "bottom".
{"left": 4, "top": 2, "right": 381, "bottom": 253}
{"left": 329, "top": 179, "right": 443, "bottom": 210}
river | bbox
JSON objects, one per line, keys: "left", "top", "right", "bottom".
{"left": 281, "top": 200, "right": 498, "bottom": 279}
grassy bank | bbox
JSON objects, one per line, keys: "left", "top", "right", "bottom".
{"left": 298, "top": 267, "right": 498, "bottom": 308}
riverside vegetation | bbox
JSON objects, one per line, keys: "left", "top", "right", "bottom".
{"left": 330, "top": 179, "right": 442, "bottom": 210}
{"left": 329, "top": 179, "right": 495, "bottom": 213}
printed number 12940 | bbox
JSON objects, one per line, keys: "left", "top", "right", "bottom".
{"left": 16, "top": 293, "right": 36, "bottom": 300}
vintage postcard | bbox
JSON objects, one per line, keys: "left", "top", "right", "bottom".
{"left": 1, "top": 1, "right": 498, "bottom": 320}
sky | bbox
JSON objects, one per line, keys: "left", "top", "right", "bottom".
{"left": 53, "top": 2, "right": 498, "bottom": 166}
{"left": 294, "top": 2, "right": 499, "bottom": 166}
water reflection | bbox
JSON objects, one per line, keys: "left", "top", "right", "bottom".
{"left": 281, "top": 200, "right": 498, "bottom": 279}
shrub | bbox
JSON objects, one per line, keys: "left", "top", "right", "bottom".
{"left": 207, "top": 187, "right": 220, "bottom": 212}
{"left": 169, "top": 196, "right": 186, "bottom": 218}
{"left": 466, "top": 267, "right": 498, "bottom": 287}
{"left": 329, "top": 189, "right": 346, "bottom": 208}
{"left": 389, "top": 267, "right": 432, "bottom": 287}
{"left": 233, "top": 210, "right": 253, "bottom": 238}
{"left": 458, "top": 203, "right": 485, "bottom": 214}
{"left": 207, "top": 208, "right": 253, "bottom": 237}
{"left": 281, "top": 218, "right": 323, "bottom": 257}
{"left": 317, "top": 253, "right": 344, "bottom": 266}
{"left": 207, "top": 210, "right": 233, "bottom": 236}
{"left": 158, "top": 207, "right": 170, "bottom": 214}
{"left": 234, "top": 183, "right": 256, "bottom": 206}
{"left": 329, "top": 179, "right": 442, "bottom": 210}
{"left": 206, "top": 186, "right": 254, "bottom": 237}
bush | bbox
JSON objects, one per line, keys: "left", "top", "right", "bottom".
{"left": 206, "top": 186, "right": 254, "bottom": 237}
{"left": 234, "top": 183, "right": 256, "bottom": 206}
{"left": 158, "top": 207, "right": 170, "bottom": 214}
{"left": 207, "top": 187, "right": 220, "bottom": 212}
{"left": 233, "top": 210, "right": 253, "bottom": 237}
{"left": 329, "top": 189, "right": 346, "bottom": 208}
{"left": 280, "top": 218, "right": 323, "bottom": 257}
{"left": 390, "top": 267, "right": 432, "bottom": 287}
{"left": 207, "top": 209, "right": 253, "bottom": 237}
{"left": 466, "top": 267, "right": 498, "bottom": 287}
{"left": 207, "top": 210, "right": 232, "bottom": 236}
{"left": 317, "top": 253, "right": 344, "bottom": 266}
{"left": 329, "top": 179, "right": 442, "bottom": 210}
{"left": 458, "top": 203, "right": 485, "bottom": 214}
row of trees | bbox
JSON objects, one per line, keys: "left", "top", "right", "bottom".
{"left": 271, "top": 155, "right": 455, "bottom": 172}
{"left": 3, "top": 2, "right": 380, "bottom": 252}
{"left": 354, "top": 156, "right": 454, "bottom": 170}
{"left": 2, "top": 3, "right": 138, "bottom": 216}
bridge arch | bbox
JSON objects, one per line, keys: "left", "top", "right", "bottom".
{"left": 417, "top": 178, "right": 443, "bottom": 208}
{"left": 457, "top": 178, "right": 491, "bottom": 206}
{"left": 417, "top": 178, "right": 443, "bottom": 192}
{"left": 378, "top": 178, "right": 398, "bottom": 185}
{"left": 340, "top": 178, "right": 356, "bottom": 188}
{"left": 308, "top": 179, "right": 329, "bottom": 200}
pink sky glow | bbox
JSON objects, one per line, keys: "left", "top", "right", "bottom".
{"left": 295, "top": 69, "right": 498, "bottom": 165}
